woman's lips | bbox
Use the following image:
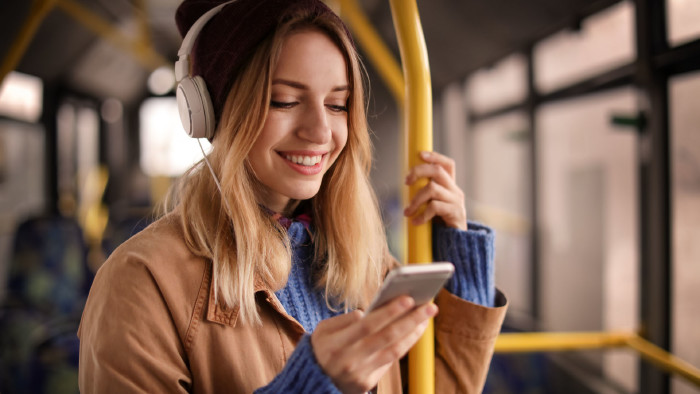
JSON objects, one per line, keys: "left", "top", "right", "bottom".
{"left": 277, "top": 151, "right": 328, "bottom": 175}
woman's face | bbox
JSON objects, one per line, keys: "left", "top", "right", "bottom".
{"left": 248, "top": 28, "right": 349, "bottom": 213}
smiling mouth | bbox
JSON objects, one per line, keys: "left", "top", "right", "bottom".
{"left": 282, "top": 153, "right": 324, "bottom": 167}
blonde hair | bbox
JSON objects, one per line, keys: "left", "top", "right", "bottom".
{"left": 167, "top": 10, "right": 388, "bottom": 324}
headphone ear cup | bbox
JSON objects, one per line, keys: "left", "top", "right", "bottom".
{"left": 176, "top": 75, "right": 216, "bottom": 139}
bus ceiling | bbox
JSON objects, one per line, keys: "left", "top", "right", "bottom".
{"left": 0, "top": 0, "right": 621, "bottom": 105}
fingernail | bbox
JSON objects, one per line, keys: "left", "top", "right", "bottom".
{"left": 426, "top": 304, "right": 438, "bottom": 316}
{"left": 401, "top": 297, "right": 414, "bottom": 308}
{"left": 421, "top": 151, "right": 430, "bottom": 159}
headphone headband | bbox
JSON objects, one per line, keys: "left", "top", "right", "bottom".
{"left": 175, "top": 0, "right": 236, "bottom": 82}
{"left": 175, "top": 0, "right": 237, "bottom": 139}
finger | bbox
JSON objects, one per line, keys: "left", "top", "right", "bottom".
{"left": 321, "top": 296, "right": 414, "bottom": 352}
{"left": 363, "top": 303, "right": 438, "bottom": 366}
{"left": 315, "top": 309, "right": 364, "bottom": 333}
{"left": 369, "top": 319, "right": 429, "bottom": 368}
{"left": 362, "top": 295, "right": 415, "bottom": 333}
{"left": 419, "top": 151, "right": 455, "bottom": 179}
{"left": 314, "top": 303, "right": 437, "bottom": 392}
{"left": 321, "top": 296, "right": 416, "bottom": 370}
{"left": 405, "top": 163, "right": 454, "bottom": 189}
{"left": 341, "top": 316, "right": 430, "bottom": 393}
{"left": 311, "top": 300, "right": 421, "bottom": 393}
{"left": 311, "top": 311, "right": 365, "bottom": 361}
{"left": 351, "top": 303, "right": 436, "bottom": 376}
{"left": 411, "top": 200, "right": 466, "bottom": 230}
{"left": 403, "top": 180, "right": 453, "bottom": 217}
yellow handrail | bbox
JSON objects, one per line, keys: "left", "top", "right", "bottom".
{"left": 55, "top": 0, "right": 167, "bottom": 71}
{"left": 495, "top": 331, "right": 630, "bottom": 352}
{"left": 0, "top": 0, "right": 58, "bottom": 85}
{"left": 495, "top": 331, "right": 700, "bottom": 387}
{"left": 626, "top": 334, "right": 700, "bottom": 387}
{"left": 388, "top": 0, "right": 434, "bottom": 393}
{"left": 1, "top": 0, "right": 167, "bottom": 86}
{"left": 337, "top": 0, "right": 404, "bottom": 104}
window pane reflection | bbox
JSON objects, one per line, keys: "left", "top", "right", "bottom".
{"left": 537, "top": 87, "right": 638, "bottom": 391}
{"left": 471, "top": 112, "right": 532, "bottom": 318}
{"left": 0, "top": 72, "right": 43, "bottom": 123}
{"left": 669, "top": 71, "right": 700, "bottom": 394}
{"left": 139, "top": 97, "right": 211, "bottom": 177}
{"left": 534, "top": 1, "right": 634, "bottom": 93}
{"left": 467, "top": 54, "right": 527, "bottom": 115}
{"left": 667, "top": 0, "right": 700, "bottom": 46}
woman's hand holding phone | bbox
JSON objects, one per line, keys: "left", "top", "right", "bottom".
{"left": 311, "top": 296, "right": 438, "bottom": 393}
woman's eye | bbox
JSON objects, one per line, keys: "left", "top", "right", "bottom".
{"left": 270, "top": 101, "right": 296, "bottom": 109}
{"left": 327, "top": 104, "right": 348, "bottom": 113}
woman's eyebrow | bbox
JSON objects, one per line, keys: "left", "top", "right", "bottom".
{"left": 272, "top": 78, "right": 349, "bottom": 92}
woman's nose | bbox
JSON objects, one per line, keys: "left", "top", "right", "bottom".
{"left": 297, "top": 103, "right": 332, "bottom": 144}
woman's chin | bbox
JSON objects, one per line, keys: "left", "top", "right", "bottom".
{"left": 287, "top": 187, "right": 321, "bottom": 201}
{"left": 274, "top": 183, "right": 323, "bottom": 204}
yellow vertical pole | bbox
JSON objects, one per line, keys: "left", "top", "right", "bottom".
{"left": 388, "top": 1, "right": 434, "bottom": 393}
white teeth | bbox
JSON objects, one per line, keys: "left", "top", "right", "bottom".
{"left": 285, "top": 154, "right": 322, "bottom": 166}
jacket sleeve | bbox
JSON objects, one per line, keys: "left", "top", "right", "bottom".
{"left": 434, "top": 289, "right": 507, "bottom": 393}
{"left": 78, "top": 253, "right": 191, "bottom": 393}
{"left": 431, "top": 221, "right": 508, "bottom": 393}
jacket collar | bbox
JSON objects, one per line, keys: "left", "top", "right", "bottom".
{"left": 203, "top": 207, "right": 312, "bottom": 332}
{"left": 204, "top": 268, "right": 305, "bottom": 336}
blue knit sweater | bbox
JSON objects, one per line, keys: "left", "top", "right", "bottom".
{"left": 254, "top": 221, "right": 495, "bottom": 393}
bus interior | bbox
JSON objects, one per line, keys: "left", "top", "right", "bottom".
{"left": 0, "top": 0, "right": 699, "bottom": 393}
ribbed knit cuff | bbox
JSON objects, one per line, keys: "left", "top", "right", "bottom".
{"left": 432, "top": 221, "right": 495, "bottom": 307}
{"left": 254, "top": 334, "right": 341, "bottom": 394}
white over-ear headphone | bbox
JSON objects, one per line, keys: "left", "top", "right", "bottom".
{"left": 175, "top": 1, "right": 236, "bottom": 139}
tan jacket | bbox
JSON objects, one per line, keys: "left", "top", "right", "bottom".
{"left": 78, "top": 213, "right": 507, "bottom": 393}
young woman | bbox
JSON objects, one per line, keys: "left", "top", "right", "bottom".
{"left": 78, "top": 1, "right": 507, "bottom": 393}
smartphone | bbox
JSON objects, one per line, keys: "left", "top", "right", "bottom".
{"left": 365, "top": 262, "right": 454, "bottom": 314}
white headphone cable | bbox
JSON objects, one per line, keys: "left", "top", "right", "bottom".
{"left": 197, "top": 139, "right": 236, "bottom": 218}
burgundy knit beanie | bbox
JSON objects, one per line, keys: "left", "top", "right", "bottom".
{"left": 175, "top": 0, "right": 353, "bottom": 125}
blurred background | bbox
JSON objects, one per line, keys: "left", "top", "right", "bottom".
{"left": 0, "top": 0, "right": 698, "bottom": 393}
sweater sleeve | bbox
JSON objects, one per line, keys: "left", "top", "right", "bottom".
{"left": 254, "top": 335, "right": 341, "bottom": 394}
{"left": 432, "top": 221, "right": 495, "bottom": 307}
